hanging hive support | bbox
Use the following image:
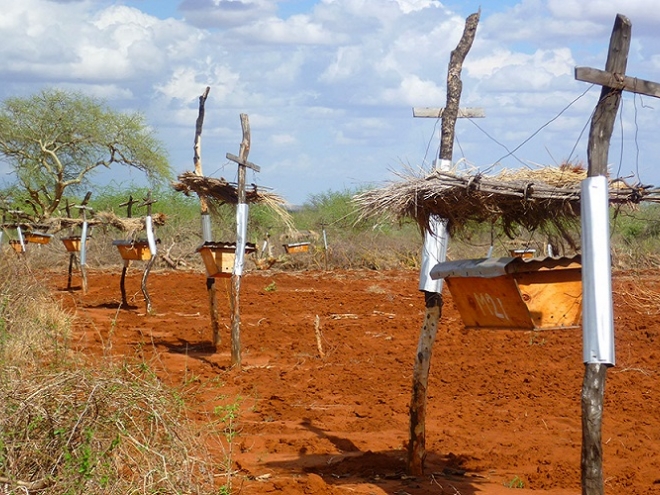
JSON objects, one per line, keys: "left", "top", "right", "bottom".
{"left": 408, "top": 9, "right": 480, "bottom": 477}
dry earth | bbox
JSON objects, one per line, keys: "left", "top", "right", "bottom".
{"left": 44, "top": 267, "right": 660, "bottom": 495}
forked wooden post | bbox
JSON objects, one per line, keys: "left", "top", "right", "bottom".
{"left": 408, "top": 10, "right": 480, "bottom": 476}
{"left": 192, "top": 86, "right": 222, "bottom": 347}
{"left": 574, "top": 13, "right": 660, "bottom": 495}
{"left": 140, "top": 191, "right": 158, "bottom": 314}
{"left": 118, "top": 195, "right": 138, "bottom": 308}
{"left": 226, "top": 114, "right": 261, "bottom": 368}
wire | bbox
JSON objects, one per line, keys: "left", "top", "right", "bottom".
{"left": 422, "top": 117, "right": 441, "bottom": 170}
{"left": 490, "top": 84, "right": 596, "bottom": 166}
{"left": 633, "top": 93, "right": 641, "bottom": 182}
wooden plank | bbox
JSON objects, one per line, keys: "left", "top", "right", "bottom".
{"left": 446, "top": 275, "right": 534, "bottom": 330}
{"left": 514, "top": 268, "right": 582, "bottom": 330}
{"left": 575, "top": 66, "right": 660, "bottom": 99}
{"left": 412, "top": 107, "right": 485, "bottom": 118}
{"left": 226, "top": 152, "right": 261, "bottom": 172}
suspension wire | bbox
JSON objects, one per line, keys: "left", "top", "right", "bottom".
{"left": 615, "top": 96, "right": 625, "bottom": 180}
{"left": 422, "top": 117, "right": 441, "bottom": 170}
{"left": 490, "top": 84, "right": 596, "bottom": 166}
{"left": 633, "top": 93, "right": 641, "bottom": 182}
{"left": 465, "top": 85, "right": 596, "bottom": 253}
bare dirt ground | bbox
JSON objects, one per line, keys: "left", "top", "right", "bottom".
{"left": 44, "top": 267, "right": 660, "bottom": 495}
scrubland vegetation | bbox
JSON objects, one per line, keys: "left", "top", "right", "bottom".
{"left": 2, "top": 184, "right": 660, "bottom": 493}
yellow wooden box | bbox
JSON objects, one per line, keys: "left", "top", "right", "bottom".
{"left": 113, "top": 240, "right": 153, "bottom": 261}
{"left": 431, "top": 255, "right": 582, "bottom": 331}
{"left": 283, "top": 242, "right": 311, "bottom": 254}
{"left": 509, "top": 249, "right": 536, "bottom": 259}
{"left": 62, "top": 236, "right": 89, "bottom": 253}
{"left": 25, "top": 232, "right": 53, "bottom": 245}
{"left": 9, "top": 240, "right": 24, "bottom": 253}
{"left": 196, "top": 242, "right": 256, "bottom": 278}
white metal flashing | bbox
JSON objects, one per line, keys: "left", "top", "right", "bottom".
{"left": 581, "top": 176, "right": 615, "bottom": 365}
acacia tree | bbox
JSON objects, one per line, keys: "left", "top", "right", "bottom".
{"left": 0, "top": 89, "right": 171, "bottom": 218}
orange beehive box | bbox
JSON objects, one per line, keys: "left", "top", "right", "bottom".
{"left": 113, "top": 239, "right": 153, "bottom": 261}
{"left": 283, "top": 242, "right": 311, "bottom": 254}
{"left": 196, "top": 242, "right": 256, "bottom": 278}
{"left": 431, "top": 255, "right": 582, "bottom": 331}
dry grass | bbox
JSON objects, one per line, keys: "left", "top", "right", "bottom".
{"left": 0, "top": 256, "right": 228, "bottom": 494}
{"left": 354, "top": 163, "right": 660, "bottom": 238}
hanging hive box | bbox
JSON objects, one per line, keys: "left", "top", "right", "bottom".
{"left": 25, "top": 231, "right": 53, "bottom": 245}
{"left": 112, "top": 239, "right": 155, "bottom": 261}
{"left": 430, "top": 255, "right": 582, "bottom": 331}
{"left": 8, "top": 240, "right": 24, "bottom": 253}
{"left": 509, "top": 248, "right": 536, "bottom": 259}
{"left": 62, "top": 236, "right": 89, "bottom": 253}
{"left": 283, "top": 241, "right": 312, "bottom": 254}
{"left": 197, "top": 241, "right": 257, "bottom": 278}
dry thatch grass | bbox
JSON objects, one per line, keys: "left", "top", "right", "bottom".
{"left": 43, "top": 211, "right": 167, "bottom": 236}
{"left": 354, "top": 163, "right": 660, "bottom": 237}
{"left": 172, "top": 171, "right": 295, "bottom": 231}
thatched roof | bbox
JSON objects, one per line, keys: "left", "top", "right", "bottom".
{"left": 172, "top": 171, "right": 295, "bottom": 230}
{"left": 41, "top": 212, "right": 166, "bottom": 236}
{"left": 172, "top": 172, "right": 285, "bottom": 205}
{"left": 354, "top": 165, "right": 660, "bottom": 237}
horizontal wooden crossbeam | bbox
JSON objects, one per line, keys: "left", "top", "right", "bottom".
{"left": 226, "top": 152, "right": 261, "bottom": 172}
{"left": 412, "top": 107, "right": 485, "bottom": 118}
{"left": 575, "top": 66, "right": 660, "bottom": 99}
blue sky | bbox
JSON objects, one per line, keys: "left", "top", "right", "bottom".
{"left": 2, "top": 0, "right": 660, "bottom": 205}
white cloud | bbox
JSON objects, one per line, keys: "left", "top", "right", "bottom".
{"left": 378, "top": 74, "right": 445, "bottom": 106}
{"left": 234, "top": 14, "right": 341, "bottom": 44}
{"left": 179, "top": 0, "right": 278, "bottom": 28}
{"left": 155, "top": 63, "right": 242, "bottom": 103}
{"left": 269, "top": 133, "right": 297, "bottom": 146}
{"left": 3, "top": 0, "right": 660, "bottom": 204}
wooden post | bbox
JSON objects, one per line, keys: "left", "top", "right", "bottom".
{"left": 118, "top": 195, "right": 138, "bottom": 308}
{"left": 226, "top": 114, "right": 261, "bottom": 369}
{"left": 408, "top": 10, "right": 480, "bottom": 476}
{"left": 576, "top": 13, "right": 660, "bottom": 494}
{"left": 140, "top": 191, "right": 158, "bottom": 314}
{"left": 192, "top": 87, "right": 221, "bottom": 347}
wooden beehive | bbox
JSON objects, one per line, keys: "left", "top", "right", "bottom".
{"left": 283, "top": 241, "right": 311, "bottom": 254}
{"left": 9, "top": 240, "right": 24, "bottom": 253}
{"left": 509, "top": 248, "right": 536, "bottom": 259}
{"left": 25, "top": 232, "right": 53, "bottom": 245}
{"left": 196, "top": 242, "right": 256, "bottom": 278}
{"left": 113, "top": 239, "right": 153, "bottom": 261}
{"left": 431, "top": 255, "right": 582, "bottom": 331}
{"left": 62, "top": 236, "right": 87, "bottom": 253}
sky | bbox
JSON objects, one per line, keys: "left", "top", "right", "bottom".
{"left": 2, "top": 0, "right": 660, "bottom": 205}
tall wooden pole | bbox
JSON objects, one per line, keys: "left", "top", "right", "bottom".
{"left": 193, "top": 86, "right": 222, "bottom": 347}
{"left": 231, "top": 114, "right": 251, "bottom": 369}
{"left": 408, "top": 10, "right": 480, "bottom": 476}
{"left": 580, "top": 14, "right": 629, "bottom": 495}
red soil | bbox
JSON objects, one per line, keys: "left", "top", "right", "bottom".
{"left": 45, "top": 268, "right": 660, "bottom": 495}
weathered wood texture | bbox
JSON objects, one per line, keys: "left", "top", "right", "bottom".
{"left": 408, "top": 10, "right": 480, "bottom": 476}
{"left": 575, "top": 66, "right": 660, "bottom": 98}
{"left": 586, "top": 14, "right": 631, "bottom": 178}
{"left": 440, "top": 10, "right": 480, "bottom": 162}
{"left": 408, "top": 294, "right": 442, "bottom": 475}
{"left": 194, "top": 86, "right": 211, "bottom": 215}
{"left": 230, "top": 114, "right": 251, "bottom": 369}
{"left": 582, "top": 364, "right": 608, "bottom": 494}
{"left": 581, "top": 14, "right": 630, "bottom": 495}
{"left": 412, "top": 107, "right": 485, "bottom": 118}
